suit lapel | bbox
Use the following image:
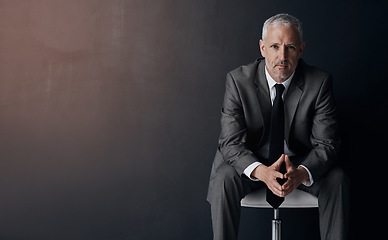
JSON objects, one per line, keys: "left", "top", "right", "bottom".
{"left": 254, "top": 60, "right": 272, "bottom": 144}
{"left": 284, "top": 61, "right": 304, "bottom": 142}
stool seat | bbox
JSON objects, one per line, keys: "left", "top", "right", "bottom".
{"left": 241, "top": 188, "right": 318, "bottom": 208}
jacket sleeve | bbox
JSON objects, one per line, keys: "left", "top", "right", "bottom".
{"left": 218, "top": 72, "right": 260, "bottom": 176}
{"left": 300, "top": 74, "right": 341, "bottom": 181}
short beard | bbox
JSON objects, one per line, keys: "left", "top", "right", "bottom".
{"left": 265, "top": 59, "right": 296, "bottom": 82}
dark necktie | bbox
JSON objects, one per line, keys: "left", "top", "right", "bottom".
{"left": 266, "top": 84, "right": 286, "bottom": 209}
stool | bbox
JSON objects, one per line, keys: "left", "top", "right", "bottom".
{"left": 241, "top": 188, "right": 318, "bottom": 240}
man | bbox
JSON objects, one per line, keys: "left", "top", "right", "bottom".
{"left": 207, "top": 13, "right": 350, "bottom": 240}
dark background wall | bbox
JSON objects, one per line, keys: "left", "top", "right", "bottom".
{"left": 0, "top": 0, "right": 386, "bottom": 239}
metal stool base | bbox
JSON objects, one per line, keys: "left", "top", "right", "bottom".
{"left": 272, "top": 209, "right": 281, "bottom": 240}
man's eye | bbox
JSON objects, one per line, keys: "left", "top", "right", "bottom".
{"left": 270, "top": 45, "right": 279, "bottom": 49}
{"left": 287, "top": 46, "right": 296, "bottom": 50}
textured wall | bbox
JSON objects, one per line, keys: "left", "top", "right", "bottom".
{"left": 0, "top": 0, "right": 386, "bottom": 239}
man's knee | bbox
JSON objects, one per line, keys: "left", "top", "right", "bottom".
{"left": 327, "top": 167, "right": 349, "bottom": 187}
{"left": 213, "top": 162, "right": 242, "bottom": 190}
{"left": 320, "top": 167, "right": 350, "bottom": 195}
{"left": 208, "top": 162, "right": 244, "bottom": 203}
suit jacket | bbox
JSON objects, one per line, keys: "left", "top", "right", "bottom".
{"left": 209, "top": 58, "right": 340, "bottom": 186}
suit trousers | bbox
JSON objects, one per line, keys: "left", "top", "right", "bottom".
{"left": 207, "top": 160, "right": 350, "bottom": 240}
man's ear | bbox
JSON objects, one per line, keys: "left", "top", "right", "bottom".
{"left": 259, "top": 39, "right": 266, "bottom": 58}
{"left": 298, "top": 41, "right": 305, "bottom": 58}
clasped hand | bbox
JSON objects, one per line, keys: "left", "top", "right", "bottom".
{"left": 251, "top": 154, "right": 309, "bottom": 197}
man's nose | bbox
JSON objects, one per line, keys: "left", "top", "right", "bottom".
{"left": 279, "top": 45, "right": 287, "bottom": 61}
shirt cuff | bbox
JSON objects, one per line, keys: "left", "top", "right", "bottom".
{"left": 298, "top": 165, "right": 314, "bottom": 187}
{"left": 243, "top": 162, "right": 262, "bottom": 181}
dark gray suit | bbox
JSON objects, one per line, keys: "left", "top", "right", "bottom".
{"left": 207, "top": 58, "right": 349, "bottom": 240}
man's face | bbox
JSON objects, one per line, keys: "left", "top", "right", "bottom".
{"left": 260, "top": 25, "right": 305, "bottom": 83}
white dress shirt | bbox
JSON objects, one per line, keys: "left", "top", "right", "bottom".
{"left": 243, "top": 67, "right": 314, "bottom": 187}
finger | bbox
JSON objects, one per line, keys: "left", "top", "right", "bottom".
{"left": 272, "top": 177, "right": 285, "bottom": 194}
{"left": 283, "top": 176, "right": 300, "bottom": 195}
{"left": 272, "top": 154, "right": 285, "bottom": 169}
{"left": 284, "top": 170, "right": 295, "bottom": 179}
{"left": 272, "top": 170, "right": 284, "bottom": 179}
{"left": 283, "top": 184, "right": 295, "bottom": 196}
{"left": 278, "top": 154, "right": 285, "bottom": 163}
{"left": 281, "top": 180, "right": 294, "bottom": 196}
{"left": 283, "top": 187, "right": 292, "bottom": 196}
{"left": 264, "top": 177, "right": 282, "bottom": 197}
{"left": 273, "top": 189, "right": 284, "bottom": 197}
{"left": 282, "top": 178, "right": 291, "bottom": 190}
{"left": 269, "top": 183, "right": 284, "bottom": 197}
{"left": 284, "top": 155, "right": 294, "bottom": 170}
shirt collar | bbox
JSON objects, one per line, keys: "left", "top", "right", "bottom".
{"left": 264, "top": 66, "right": 295, "bottom": 90}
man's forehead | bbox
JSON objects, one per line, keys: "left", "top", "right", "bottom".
{"left": 265, "top": 24, "right": 301, "bottom": 42}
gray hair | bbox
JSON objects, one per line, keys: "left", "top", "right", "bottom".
{"left": 262, "top": 13, "right": 303, "bottom": 42}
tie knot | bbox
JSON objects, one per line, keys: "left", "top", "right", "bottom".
{"left": 275, "top": 84, "right": 285, "bottom": 95}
